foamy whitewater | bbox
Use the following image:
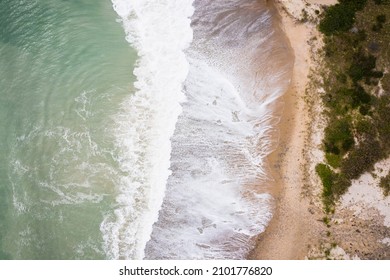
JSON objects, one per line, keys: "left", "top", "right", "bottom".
{"left": 100, "top": 0, "right": 194, "bottom": 259}
{"left": 103, "top": 0, "right": 293, "bottom": 259}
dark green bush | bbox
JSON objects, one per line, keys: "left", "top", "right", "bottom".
{"left": 319, "top": 4, "right": 355, "bottom": 35}
{"left": 380, "top": 173, "right": 390, "bottom": 196}
{"left": 374, "top": 96, "right": 390, "bottom": 151}
{"left": 348, "top": 52, "right": 377, "bottom": 82}
{"left": 324, "top": 118, "right": 354, "bottom": 155}
{"left": 324, "top": 88, "right": 354, "bottom": 113}
{"left": 341, "top": 137, "right": 383, "bottom": 180}
{"left": 359, "top": 105, "right": 370, "bottom": 115}
{"left": 339, "top": 0, "right": 367, "bottom": 10}
{"left": 316, "top": 164, "right": 334, "bottom": 194}
{"left": 354, "top": 30, "right": 367, "bottom": 43}
{"left": 334, "top": 86, "right": 371, "bottom": 109}
{"left": 353, "top": 86, "right": 371, "bottom": 104}
{"left": 377, "top": 14, "right": 387, "bottom": 23}
{"left": 372, "top": 22, "right": 383, "bottom": 32}
{"left": 316, "top": 163, "right": 350, "bottom": 211}
{"left": 355, "top": 119, "right": 376, "bottom": 136}
{"left": 332, "top": 173, "right": 351, "bottom": 197}
{"left": 372, "top": 12, "right": 388, "bottom": 32}
{"left": 371, "top": 71, "right": 384, "bottom": 78}
{"left": 336, "top": 73, "right": 348, "bottom": 83}
{"left": 319, "top": 0, "right": 367, "bottom": 36}
{"left": 326, "top": 153, "right": 342, "bottom": 168}
{"left": 316, "top": 163, "right": 336, "bottom": 210}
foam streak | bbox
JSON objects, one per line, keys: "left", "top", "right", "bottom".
{"left": 101, "top": 0, "right": 194, "bottom": 259}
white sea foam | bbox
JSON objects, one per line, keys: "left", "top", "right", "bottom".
{"left": 101, "top": 0, "right": 194, "bottom": 259}
{"left": 103, "top": 0, "right": 293, "bottom": 260}
{"left": 144, "top": 56, "right": 275, "bottom": 259}
{"left": 144, "top": 0, "right": 293, "bottom": 259}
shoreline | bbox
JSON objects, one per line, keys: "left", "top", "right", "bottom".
{"left": 251, "top": 0, "right": 390, "bottom": 260}
{"left": 249, "top": 0, "right": 336, "bottom": 259}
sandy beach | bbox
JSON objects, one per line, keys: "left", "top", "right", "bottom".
{"left": 250, "top": 0, "right": 390, "bottom": 260}
{"left": 249, "top": 0, "right": 337, "bottom": 259}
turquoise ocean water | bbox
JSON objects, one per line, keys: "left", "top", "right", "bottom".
{"left": 0, "top": 0, "right": 137, "bottom": 259}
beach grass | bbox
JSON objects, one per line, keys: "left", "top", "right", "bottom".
{"left": 317, "top": 0, "right": 390, "bottom": 212}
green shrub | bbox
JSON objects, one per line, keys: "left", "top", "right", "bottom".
{"left": 326, "top": 153, "right": 342, "bottom": 168}
{"left": 353, "top": 86, "right": 371, "bottom": 104}
{"left": 372, "top": 23, "right": 383, "bottom": 32}
{"left": 336, "top": 87, "right": 358, "bottom": 108}
{"left": 339, "top": 0, "right": 367, "bottom": 11}
{"left": 379, "top": 173, "right": 390, "bottom": 196}
{"left": 341, "top": 137, "right": 383, "bottom": 180}
{"left": 333, "top": 86, "right": 371, "bottom": 109}
{"left": 374, "top": 96, "right": 390, "bottom": 151}
{"left": 316, "top": 163, "right": 336, "bottom": 211}
{"left": 319, "top": 0, "right": 367, "bottom": 36}
{"left": 355, "top": 118, "right": 376, "bottom": 136}
{"left": 316, "top": 164, "right": 334, "bottom": 193}
{"left": 332, "top": 173, "right": 351, "bottom": 197}
{"left": 359, "top": 105, "right": 370, "bottom": 115}
{"left": 324, "top": 118, "right": 354, "bottom": 155}
{"left": 336, "top": 73, "right": 348, "bottom": 84}
{"left": 319, "top": 4, "right": 355, "bottom": 35}
{"left": 316, "top": 163, "right": 350, "bottom": 211}
{"left": 371, "top": 71, "right": 384, "bottom": 79}
{"left": 354, "top": 30, "right": 367, "bottom": 43}
{"left": 348, "top": 52, "right": 377, "bottom": 82}
{"left": 377, "top": 14, "right": 387, "bottom": 24}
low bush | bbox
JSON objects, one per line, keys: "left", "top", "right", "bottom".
{"left": 374, "top": 96, "right": 390, "bottom": 151}
{"left": 352, "top": 86, "right": 371, "bottom": 105}
{"left": 348, "top": 52, "right": 377, "bottom": 82}
{"left": 372, "top": 22, "right": 383, "bottom": 32}
{"left": 359, "top": 105, "right": 370, "bottom": 115}
{"left": 316, "top": 163, "right": 336, "bottom": 211}
{"left": 377, "top": 14, "right": 387, "bottom": 23}
{"left": 319, "top": 0, "right": 367, "bottom": 36}
{"left": 325, "top": 153, "right": 342, "bottom": 168}
{"left": 341, "top": 137, "right": 383, "bottom": 180}
{"left": 380, "top": 173, "right": 390, "bottom": 196}
{"left": 332, "top": 173, "right": 351, "bottom": 197}
{"left": 324, "top": 118, "right": 354, "bottom": 155}
{"left": 339, "top": 0, "right": 367, "bottom": 11}
{"left": 319, "top": 5, "right": 355, "bottom": 35}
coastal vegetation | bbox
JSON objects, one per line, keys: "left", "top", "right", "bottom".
{"left": 380, "top": 172, "right": 390, "bottom": 195}
{"left": 319, "top": 0, "right": 367, "bottom": 35}
{"left": 316, "top": 0, "right": 390, "bottom": 212}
